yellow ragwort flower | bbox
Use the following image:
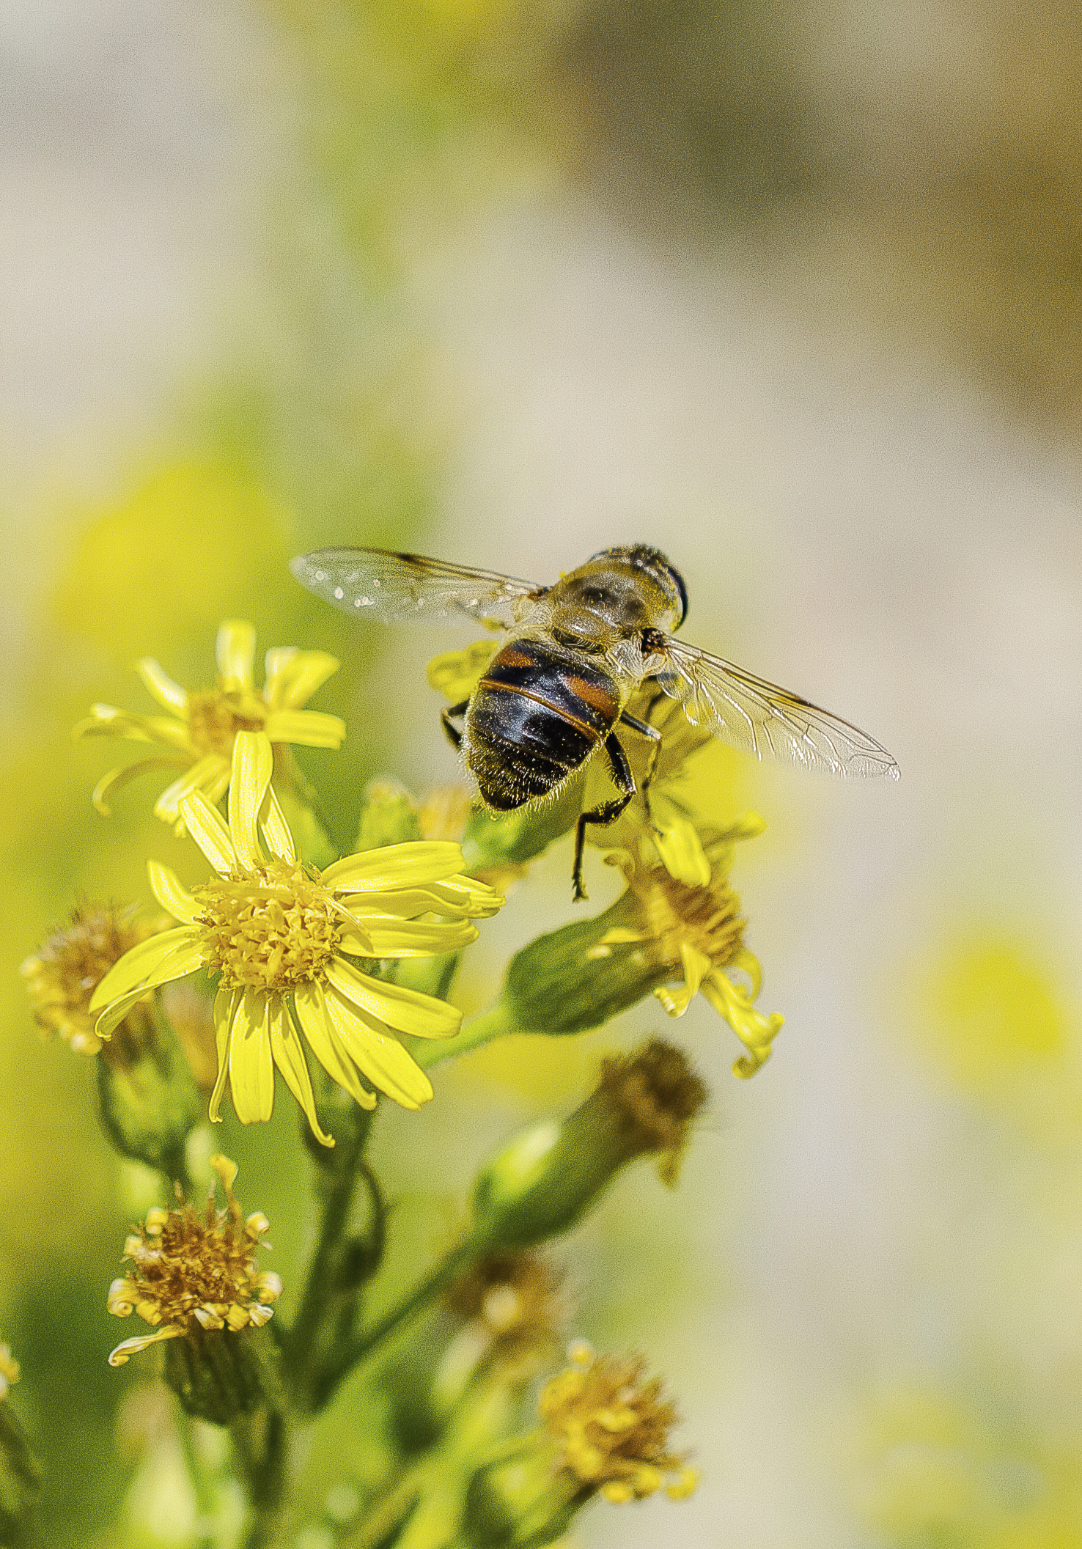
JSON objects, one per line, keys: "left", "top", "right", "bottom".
{"left": 20, "top": 899, "right": 171, "bottom": 1056}
{"left": 89, "top": 731, "right": 503, "bottom": 1143}
{"left": 75, "top": 619, "right": 345, "bottom": 827}
{"left": 107, "top": 1155, "right": 281, "bottom": 1368}
{"left": 0, "top": 1344, "right": 19, "bottom": 1402}
{"left": 592, "top": 819, "right": 783, "bottom": 1077}
{"left": 539, "top": 1342, "right": 697, "bottom": 1503}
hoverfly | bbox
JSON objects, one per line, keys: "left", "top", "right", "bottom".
{"left": 290, "top": 544, "right": 899, "bottom": 899}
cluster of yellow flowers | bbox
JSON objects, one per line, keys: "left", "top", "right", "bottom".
{"left": 14, "top": 616, "right": 800, "bottom": 1542}
{"left": 72, "top": 625, "right": 503, "bottom": 1145}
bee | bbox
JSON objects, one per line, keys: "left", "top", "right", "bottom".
{"left": 290, "top": 544, "right": 899, "bottom": 899}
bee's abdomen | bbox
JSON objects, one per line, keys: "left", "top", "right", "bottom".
{"left": 464, "top": 640, "right": 620, "bottom": 812}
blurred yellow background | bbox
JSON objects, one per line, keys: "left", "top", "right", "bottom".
{"left": 4, "top": 1, "right": 1082, "bottom": 1544}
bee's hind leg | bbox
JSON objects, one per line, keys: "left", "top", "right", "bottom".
{"left": 440, "top": 699, "right": 469, "bottom": 750}
{"left": 572, "top": 733, "right": 636, "bottom": 903}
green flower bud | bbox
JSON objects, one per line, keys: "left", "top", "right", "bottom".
{"left": 462, "top": 777, "right": 584, "bottom": 875}
{"left": 470, "top": 1042, "right": 707, "bottom": 1251}
{"left": 501, "top": 900, "right": 672, "bottom": 1036}
{"left": 163, "top": 1325, "right": 280, "bottom": 1427}
{"left": 95, "top": 1012, "right": 202, "bottom": 1181}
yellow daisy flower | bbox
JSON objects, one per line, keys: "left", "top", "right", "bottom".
{"left": 89, "top": 732, "right": 502, "bottom": 1144}
{"left": 74, "top": 619, "right": 345, "bottom": 827}
{"left": 539, "top": 1342, "right": 698, "bottom": 1503}
{"left": 592, "top": 819, "right": 783, "bottom": 1077}
{"left": 107, "top": 1154, "right": 281, "bottom": 1368}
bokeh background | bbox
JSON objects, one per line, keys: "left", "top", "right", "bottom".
{"left": 4, "top": 1, "right": 1082, "bottom": 1543}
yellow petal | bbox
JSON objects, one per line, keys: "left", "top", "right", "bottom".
{"left": 89, "top": 927, "right": 199, "bottom": 1008}
{"left": 259, "top": 783, "right": 295, "bottom": 863}
{"left": 134, "top": 658, "right": 189, "bottom": 714}
{"left": 154, "top": 753, "right": 231, "bottom": 824}
{"left": 147, "top": 860, "right": 201, "bottom": 925}
{"left": 293, "top": 983, "right": 377, "bottom": 1110}
{"left": 263, "top": 648, "right": 339, "bottom": 710}
{"left": 322, "top": 986, "right": 433, "bottom": 1109}
{"left": 349, "top": 918, "right": 479, "bottom": 957}
{"left": 88, "top": 757, "right": 190, "bottom": 815}
{"left": 323, "top": 842, "right": 465, "bottom": 893}
{"left": 108, "top": 1326, "right": 185, "bottom": 1367}
{"left": 679, "top": 942, "right": 713, "bottom": 1000}
{"left": 179, "top": 790, "right": 236, "bottom": 874}
{"left": 268, "top": 998, "right": 333, "bottom": 1146}
{"left": 325, "top": 956, "right": 461, "bottom": 1039}
{"left": 208, "top": 989, "right": 239, "bottom": 1123}
{"left": 263, "top": 710, "right": 345, "bottom": 748}
{"left": 229, "top": 989, "right": 275, "bottom": 1123}
{"left": 216, "top": 620, "right": 257, "bottom": 694}
{"left": 653, "top": 800, "right": 712, "bottom": 887}
{"left": 228, "top": 732, "right": 271, "bottom": 871}
{"left": 74, "top": 707, "right": 157, "bottom": 743}
{"left": 93, "top": 937, "right": 206, "bottom": 1036}
{"left": 700, "top": 972, "right": 784, "bottom": 1078}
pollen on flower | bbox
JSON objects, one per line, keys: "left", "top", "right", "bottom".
{"left": 21, "top": 900, "right": 171, "bottom": 1055}
{"left": 196, "top": 860, "right": 341, "bottom": 991}
{"left": 107, "top": 1154, "right": 282, "bottom": 1368}
{"left": 539, "top": 1344, "right": 697, "bottom": 1503}
{"left": 630, "top": 863, "right": 745, "bottom": 975}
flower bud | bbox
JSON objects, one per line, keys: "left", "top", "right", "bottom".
{"left": 95, "top": 1014, "right": 202, "bottom": 1179}
{"left": 500, "top": 905, "right": 673, "bottom": 1036}
{"left": 470, "top": 1042, "right": 706, "bottom": 1251}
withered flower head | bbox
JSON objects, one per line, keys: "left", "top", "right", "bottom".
{"left": 540, "top": 1342, "right": 697, "bottom": 1503}
{"left": 21, "top": 899, "right": 170, "bottom": 1057}
{"left": 446, "top": 1252, "right": 563, "bottom": 1363}
{"left": 107, "top": 1155, "right": 281, "bottom": 1369}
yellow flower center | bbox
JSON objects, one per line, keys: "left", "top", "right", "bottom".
{"left": 635, "top": 868, "right": 744, "bottom": 971}
{"left": 196, "top": 860, "right": 341, "bottom": 991}
{"left": 187, "top": 690, "right": 266, "bottom": 756}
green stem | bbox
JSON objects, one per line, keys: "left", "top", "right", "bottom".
{"left": 338, "top": 1463, "right": 428, "bottom": 1548}
{"left": 412, "top": 1001, "right": 517, "bottom": 1071}
{"left": 315, "top": 1241, "right": 476, "bottom": 1409}
{"left": 174, "top": 1404, "right": 218, "bottom": 1549}
{"left": 285, "top": 1107, "right": 376, "bottom": 1413}
{"left": 231, "top": 1407, "right": 290, "bottom": 1549}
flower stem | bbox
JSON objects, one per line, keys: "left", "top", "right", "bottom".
{"left": 283, "top": 1105, "right": 378, "bottom": 1413}
{"left": 314, "top": 1240, "right": 476, "bottom": 1409}
{"left": 231, "top": 1406, "right": 289, "bottom": 1549}
{"left": 174, "top": 1404, "right": 218, "bottom": 1549}
{"left": 412, "top": 1000, "right": 517, "bottom": 1071}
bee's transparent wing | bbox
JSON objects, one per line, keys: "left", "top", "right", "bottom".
{"left": 642, "top": 633, "right": 900, "bottom": 779}
{"left": 290, "top": 547, "right": 545, "bottom": 630}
